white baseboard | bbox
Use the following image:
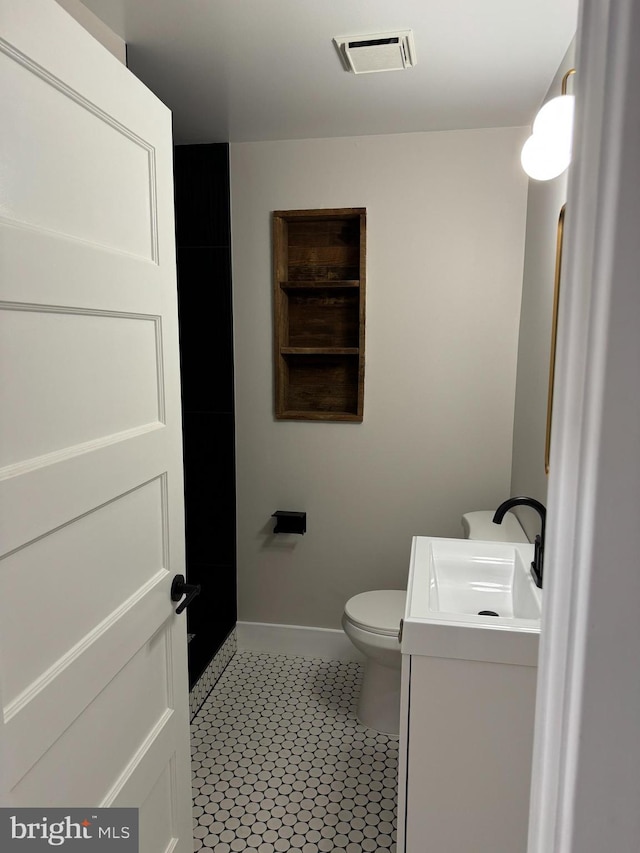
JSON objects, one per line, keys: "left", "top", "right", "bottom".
{"left": 236, "top": 621, "right": 364, "bottom": 662}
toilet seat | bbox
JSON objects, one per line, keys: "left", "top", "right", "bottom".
{"left": 344, "top": 590, "right": 406, "bottom": 637}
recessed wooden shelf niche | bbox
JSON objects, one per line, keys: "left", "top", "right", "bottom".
{"left": 273, "top": 208, "right": 366, "bottom": 422}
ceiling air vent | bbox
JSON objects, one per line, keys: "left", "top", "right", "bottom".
{"left": 333, "top": 30, "right": 416, "bottom": 74}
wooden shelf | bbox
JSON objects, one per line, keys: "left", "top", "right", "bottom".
{"left": 280, "top": 280, "right": 360, "bottom": 290}
{"left": 277, "top": 410, "right": 362, "bottom": 423}
{"left": 273, "top": 208, "right": 366, "bottom": 422}
{"left": 281, "top": 347, "right": 359, "bottom": 356}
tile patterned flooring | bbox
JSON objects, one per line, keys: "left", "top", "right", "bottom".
{"left": 191, "top": 651, "right": 399, "bottom": 852}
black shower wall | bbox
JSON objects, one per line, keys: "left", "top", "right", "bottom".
{"left": 173, "top": 143, "right": 237, "bottom": 689}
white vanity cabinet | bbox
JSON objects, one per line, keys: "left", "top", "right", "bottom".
{"left": 397, "top": 536, "right": 541, "bottom": 853}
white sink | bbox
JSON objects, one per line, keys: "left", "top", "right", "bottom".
{"left": 401, "top": 537, "right": 542, "bottom": 665}
{"left": 428, "top": 538, "right": 541, "bottom": 620}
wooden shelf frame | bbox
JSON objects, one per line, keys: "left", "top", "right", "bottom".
{"left": 281, "top": 347, "right": 359, "bottom": 356}
{"left": 280, "top": 280, "right": 360, "bottom": 290}
{"left": 273, "top": 208, "right": 366, "bottom": 422}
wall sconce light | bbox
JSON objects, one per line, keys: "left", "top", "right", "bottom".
{"left": 521, "top": 68, "right": 576, "bottom": 181}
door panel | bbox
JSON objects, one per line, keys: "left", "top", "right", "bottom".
{"left": 0, "top": 478, "right": 165, "bottom": 701}
{"left": 0, "top": 39, "right": 156, "bottom": 259}
{"left": 0, "top": 306, "right": 162, "bottom": 468}
{"left": 9, "top": 629, "right": 173, "bottom": 803}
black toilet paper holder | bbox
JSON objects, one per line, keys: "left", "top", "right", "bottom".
{"left": 272, "top": 511, "right": 306, "bottom": 535}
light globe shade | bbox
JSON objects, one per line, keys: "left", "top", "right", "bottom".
{"left": 521, "top": 93, "right": 575, "bottom": 181}
{"left": 533, "top": 94, "right": 575, "bottom": 140}
{"left": 521, "top": 134, "right": 572, "bottom": 181}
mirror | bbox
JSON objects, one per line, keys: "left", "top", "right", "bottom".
{"left": 545, "top": 204, "right": 566, "bottom": 474}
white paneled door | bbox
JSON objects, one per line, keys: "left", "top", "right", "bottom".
{"left": 0, "top": 2, "right": 193, "bottom": 851}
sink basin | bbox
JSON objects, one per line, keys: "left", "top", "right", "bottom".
{"left": 428, "top": 538, "right": 541, "bottom": 620}
{"left": 401, "top": 537, "right": 542, "bottom": 665}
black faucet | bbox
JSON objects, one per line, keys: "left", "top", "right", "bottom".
{"left": 492, "top": 496, "right": 546, "bottom": 588}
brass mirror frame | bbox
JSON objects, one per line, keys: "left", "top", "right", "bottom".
{"left": 545, "top": 204, "right": 565, "bottom": 475}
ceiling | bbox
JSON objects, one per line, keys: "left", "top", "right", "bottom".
{"left": 80, "top": 0, "right": 579, "bottom": 144}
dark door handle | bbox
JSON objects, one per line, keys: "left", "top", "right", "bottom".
{"left": 171, "top": 574, "right": 201, "bottom": 615}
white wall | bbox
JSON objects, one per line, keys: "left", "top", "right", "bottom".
{"left": 231, "top": 128, "right": 529, "bottom": 628}
{"left": 510, "top": 41, "right": 576, "bottom": 540}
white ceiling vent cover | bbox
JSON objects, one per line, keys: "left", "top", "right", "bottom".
{"left": 333, "top": 30, "right": 416, "bottom": 74}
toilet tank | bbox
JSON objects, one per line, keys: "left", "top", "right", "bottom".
{"left": 461, "top": 510, "right": 529, "bottom": 542}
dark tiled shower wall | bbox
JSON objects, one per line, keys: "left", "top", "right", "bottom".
{"left": 174, "top": 143, "right": 237, "bottom": 690}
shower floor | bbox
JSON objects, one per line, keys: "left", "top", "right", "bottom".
{"left": 190, "top": 651, "right": 398, "bottom": 852}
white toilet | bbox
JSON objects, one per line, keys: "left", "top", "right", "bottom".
{"left": 342, "top": 590, "right": 406, "bottom": 735}
{"left": 342, "top": 510, "right": 529, "bottom": 735}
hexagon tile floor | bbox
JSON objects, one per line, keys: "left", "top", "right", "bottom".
{"left": 190, "top": 651, "right": 399, "bottom": 852}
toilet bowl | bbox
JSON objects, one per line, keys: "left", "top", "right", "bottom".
{"left": 342, "top": 590, "right": 406, "bottom": 735}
